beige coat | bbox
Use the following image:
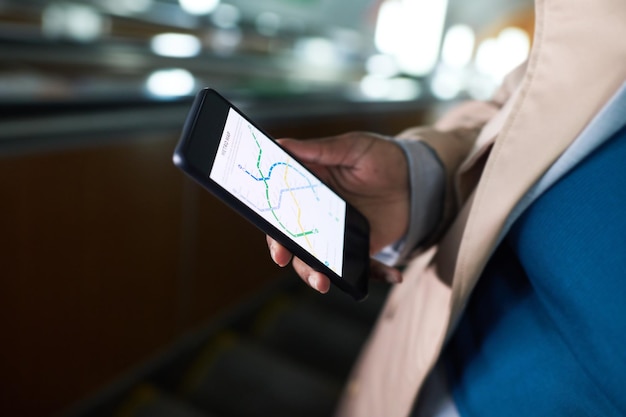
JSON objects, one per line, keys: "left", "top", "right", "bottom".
{"left": 336, "top": 0, "right": 626, "bottom": 416}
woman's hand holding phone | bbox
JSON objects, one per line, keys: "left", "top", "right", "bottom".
{"left": 266, "top": 132, "right": 410, "bottom": 293}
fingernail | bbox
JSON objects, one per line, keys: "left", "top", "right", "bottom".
{"left": 307, "top": 274, "right": 319, "bottom": 292}
{"left": 269, "top": 243, "right": 278, "bottom": 263}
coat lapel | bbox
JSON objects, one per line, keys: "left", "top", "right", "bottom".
{"left": 449, "top": 0, "right": 626, "bottom": 321}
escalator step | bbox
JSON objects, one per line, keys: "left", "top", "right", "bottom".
{"left": 300, "top": 279, "right": 390, "bottom": 324}
{"left": 253, "top": 298, "right": 370, "bottom": 379}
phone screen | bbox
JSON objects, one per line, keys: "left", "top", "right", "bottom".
{"left": 209, "top": 107, "right": 347, "bottom": 277}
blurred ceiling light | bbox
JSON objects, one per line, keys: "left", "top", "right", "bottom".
{"left": 360, "top": 75, "right": 388, "bottom": 99}
{"left": 256, "top": 12, "right": 281, "bottom": 36}
{"left": 374, "top": 0, "right": 400, "bottom": 53}
{"left": 360, "top": 76, "right": 421, "bottom": 101}
{"left": 210, "top": 4, "right": 241, "bottom": 29}
{"left": 475, "top": 27, "right": 530, "bottom": 82}
{"left": 431, "top": 66, "right": 464, "bottom": 100}
{"left": 294, "top": 37, "right": 339, "bottom": 67}
{"left": 150, "top": 33, "right": 202, "bottom": 58}
{"left": 179, "top": 0, "right": 220, "bottom": 15}
{"left": 366, "top": 54, "right": 400, "bottom": 78}
{"left": 210, "top": 27, "right": 242, "bottom": 55}
{"left": 387, "top": 77, "right": 422, "bottom": 100}
{"left": 104, "top": 0, "right": 153, "bottom": 15}
{"left": 441, "top": 24, "right": 475, "bottom": 69}
{"left": 496, "top": 27, "right": 530, "bottom": 73}
{"left": 375, "top": 0, "right": 448, "bottom": 76}
{"left": 146, "top": 68, "right": 195, "bottom": 98}
{"left": 474, "top": 38, "right": 498, "bottom": 77}
{"left": 42, "top": 3, "right": 106, "bottom": 42}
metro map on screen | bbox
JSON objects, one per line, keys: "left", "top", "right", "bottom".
{"left": 209, "top": 108, "right": 347, "bottom": 277}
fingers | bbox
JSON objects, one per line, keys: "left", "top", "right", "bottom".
{"left": 369, "top": 259, "right": 403, "bottom": 284}
{"left": 266, "top": 235, "right": 292, "bottom": 267}
{"left": 266, "top": 235, "right": 330, "bottom": 294}
{"left": 292, "top": 257, "right": 331, "bottom": 294}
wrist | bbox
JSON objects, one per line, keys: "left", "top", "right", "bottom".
{"left": 373, "top": 139, "right": 444, "bottom": 266}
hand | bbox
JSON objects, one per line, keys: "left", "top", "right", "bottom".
{"left": 266, "top": 132, "right": 409, "bottom": 293}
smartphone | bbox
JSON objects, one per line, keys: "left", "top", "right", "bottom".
{"left": 173, "top": 88, "right": 370, "bottom": 300}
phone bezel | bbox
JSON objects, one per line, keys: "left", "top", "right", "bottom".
{"left": 173, "top": 88, "right": 369, "bottom": 300}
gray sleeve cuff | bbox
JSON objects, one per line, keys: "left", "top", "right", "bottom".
{"left": 373, "top": 139, "right": 445, "bottom": 266}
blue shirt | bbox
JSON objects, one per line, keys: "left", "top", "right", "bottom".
{"left": 445, "top": 85, "right": 626, "bottom": 416}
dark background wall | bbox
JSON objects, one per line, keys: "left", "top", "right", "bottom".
{"left": 0, "top": 100, "right": 428, "bottom": 416}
